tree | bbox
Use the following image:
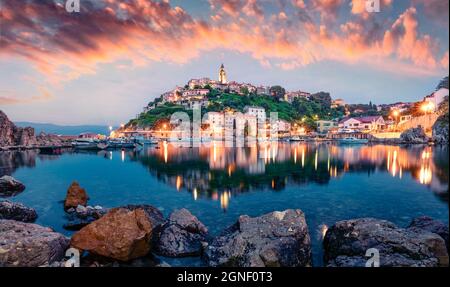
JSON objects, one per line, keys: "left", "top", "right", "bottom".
{"left": 310, "top": 92, "right": 332, "bottom": 109}
{"left": 269, "top": 86, "right": 286, "bottom": 99}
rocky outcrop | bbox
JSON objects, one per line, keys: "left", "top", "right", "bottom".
{"left": 155, "top": 208, "right": 208, "bottom": 257}
{"left": 400, "top": 127, "right": 429, "bottom": 144}
{"left": 408, "top": 216, "right": 449, "bottom": 252}
{"left": 204, "top": 209, "right": 312, "bottom": 267}
{"left": 0, "top": 200, "right": 37, "bottom": 222}
{"left": 0, "top": 220, "right": 70, "bottom": 267}
{"left": 0, "top": 175, "right": 26, "bottom": 197}
{"left": 432, "top": 114, "right": 449, "bottom": 145}
{"left": 323, "top": 218, "right": 448, "bottom": 267}
{"left": 70, "top": 208, "right": 153, "bottom": 262}
{"left": 64, "top": 182, "right": 89, "bottom": 210}
{"left": 63, "top": 205, "right": 107, "bottom": 231}
{"left": 0, "top": 110, "right": 66, "bottom": 148}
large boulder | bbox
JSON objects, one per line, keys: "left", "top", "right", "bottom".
{"left": 121, "top": 204, "right": 165, "bottom": 229}
{"left": 0, "top": 110, "right": 37, "bottom": 147}
{"left": 155, "top": 208, "right": 208, "bottom": 257}
{"left": 400, "top": 127, "right": 429, "bottom": 144}
{"left": 0, "top": 220, "right": 70, "bottom": 267}
{"left": 0, "top": 200, "right": 37, "bottom": 222}
{"left": 204, "top": 209, "right": 312, "bottom": 267}
{"left": 408, "top": 216, "right": 449, "bottom": 252}
{"left": 0, "top": 175, "right": 26, "bottom": 197}
{"left": 323, "top": 218, "right": 448, "bottom": 267}
{"left": 64, "top": 182, "right": 89, "bottom": 210}
{"left": 432, "top": 114, "right": 449, "bottom": 145}
{"left": 70, "top": 208, "right": 153, "bottom": 261}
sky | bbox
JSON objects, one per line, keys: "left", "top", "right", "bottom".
{"left": 0, "top": 0, "right": 449, "bottom": 125}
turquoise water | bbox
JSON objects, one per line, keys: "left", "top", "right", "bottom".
{"left": 1, "top": 142, "right": 448, "bottom": 266}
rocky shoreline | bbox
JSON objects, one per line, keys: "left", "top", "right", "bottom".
{"left": 1, "top": 177, "right": 448, "bottom": 267}
{"left": 1, "top": 110, "right": 69, "bottom": 152}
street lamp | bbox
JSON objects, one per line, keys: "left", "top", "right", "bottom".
{"left": 421, "top": 102, "right": 434, "bottom": 114}
{"left": 391, "top": 110, "right": 400, "bottom": 131}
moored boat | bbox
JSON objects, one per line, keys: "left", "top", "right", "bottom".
{"left": 338, "top": 137, "right": 369, "bottom": 144}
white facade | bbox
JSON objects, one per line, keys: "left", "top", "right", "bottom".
{"left": 244, "top": 106, "right": 266, "bottom": 125}
{"left": 424, "top": 88, "right": 449, "bottom": 111}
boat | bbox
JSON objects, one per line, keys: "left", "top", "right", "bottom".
{"left": 290, "top": 136, "right": 305, "bottom": 142}
{"left": 338, "top": 137, "right": 369, "bottom": 144}
{"left": 72, "top": 138, "right": 109, "bottom": 150}
{"left": 132, "top": 136, "right": 158, "bottom": 145}
{"left": 107, "top": 139, "right": 137, "bottom": 149}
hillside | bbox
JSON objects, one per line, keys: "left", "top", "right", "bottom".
{"left": 126, "top": 89, "right": 345, "bottom": 130}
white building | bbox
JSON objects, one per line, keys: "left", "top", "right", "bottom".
{"left": 339, "top": 116, "right": 385, "bottom": 132}
{"left": 188, "top": 78, "right": 211, "bottom": 89}
{"left": 424, "top": 88, "right": 449, "bottom": 111}
{"left": 284, "top": 91, "right": 311, "bottom": 103}
{"left": 256, "top": 86, "right": 270, "bottom": 95}
{"left": 244, "top": 106, "right": 266, "bottom": 126}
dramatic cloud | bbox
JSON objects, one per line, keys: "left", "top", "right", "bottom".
{"left": 0, "top": 0, "right": 448, "bottom": 84}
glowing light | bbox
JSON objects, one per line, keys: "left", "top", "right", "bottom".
{"left": 176, "top": 176, "right": 182, "bottom": 191}
{"left": 220, "top": 192, "right": 230, "bottom": 210}
{"left": 193, "top": 188, "right": 198, "bottom": 200}
{"left": 301, "top": 147, "right": 305, "bottom": 168}
{"left": 314, "top": 150, "right": 318, "bottom": 171}
{"left": 419, "top": 166, "right": 432, "bottom": 185}
{"left": 294, "top": 148, "right": 297, "bottom": 164}
{"left": 320, "top": 224, "right": 328, "bottom": 240}
{"left": 121, "top": 150, "right": 125, "bottom": 162}
{"left": 163, "top": 140, "right": 168, "bottom": 163}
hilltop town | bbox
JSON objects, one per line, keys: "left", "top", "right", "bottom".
{"left": 120, "top": 65, "right": 448, "bottom": 143}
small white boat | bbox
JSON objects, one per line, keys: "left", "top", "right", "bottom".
{"left": 72, "top": 138, "right": 109, "bottom": 150}
{"left": 290, "top": 136, "right": 305, "bottom": 142}
{"left": 338, "top": 137, "right": 369, "bottom": 144}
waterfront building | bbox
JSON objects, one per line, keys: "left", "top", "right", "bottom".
{"left": 316, "top": 120, "right": 339, "bottom": 134}
{"left": 244, "top": 106, "right": 266, "bottom": 126}
{"left": 338, "top": 116, "right": 386, "bottom": 132}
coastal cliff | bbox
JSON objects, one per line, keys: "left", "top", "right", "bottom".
{"left": 0, "top": 110, "right": 65, "bottom": 149}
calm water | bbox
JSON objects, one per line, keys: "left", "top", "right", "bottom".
{"left": 1, "top": 142, "right": 448, "bottom": 266}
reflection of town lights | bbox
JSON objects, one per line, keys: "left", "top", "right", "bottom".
{"left": 163, "top": 141, "right": 168, "bottom": 163}
{"left": 220, "top": 192, "right": 230, "bottom": 210}
{"left": 271, "top": 179, "right": 275, "bottom": 189}
{"left": 176, "top": 176, "right": 182, "bottom": 191}
{"left": 193, "top": 188, "right": 198, "bottom": 200}
{"left": 301, "top": 148, "right": 305, "bottom": 168}
{"left": 419, "top": 166, "right": 432, "bottom": 185}
{"left": 320, "top": 224, "right": 328, "bottom": 240}
{"left": 121, "top": 150, "right": 125, "bottom": 162}
{"left": 294, "top": 148, "right": 297, "bottom": 164}
{"left": 314, "top": 150, "right": 318, "bottom": 171}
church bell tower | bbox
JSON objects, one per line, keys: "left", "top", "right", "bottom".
{"left": 219, "top": 64, "right": 227, "bottom": 84}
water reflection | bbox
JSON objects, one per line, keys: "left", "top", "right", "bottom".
{"left": 1, "top": 143, "right": 448, "bottom": 211}
{"left": 127, "top": 142, "right": 449, "bottom": 210}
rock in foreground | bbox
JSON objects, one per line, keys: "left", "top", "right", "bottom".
{"left": 155, "top": 208, "right": 208, "bottom": 257}
{"left": 0, "top": 200, "right": 37, "bottom": 222}
{"left": 0, "top": 220, "right": 69, "bottom": 267}
{"left": 408, "top": 216, "right": 449, "bottom": 252}
{"left": 0, "top": 175, "right": 26, "bottom": 197}
{"left": 323, "top": 218, "right": 448, "bottom": 267}
{"left": 70, "top": 208, "right": 153, "bottom": 262}
{"left": 64, "top": 182, "right": 89, "bottom": 210}
{"left": 204, "top": 209, "right": 312, "bottom": 267}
